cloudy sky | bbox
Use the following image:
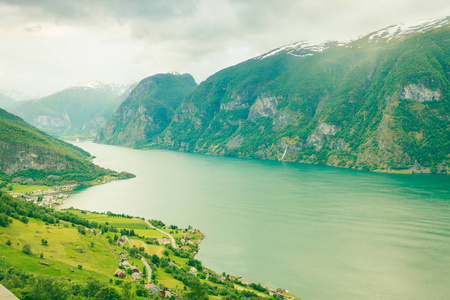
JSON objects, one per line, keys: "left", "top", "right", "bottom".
{"left": 1, "top": 0, "right": 449, "bottom": 96}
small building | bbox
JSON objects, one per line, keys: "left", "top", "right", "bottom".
{"left": 131, "top": 266, "right": 140, "bottom": 273}
{"left": 276, "top": 288, "right": 286, "bottom": 294}
{"left": 157, "top": 238, "right": 170, "bottom": 245}
{"left": 146, "top": 283, "right": 163, "bottom": 295}
{"left": 132, "top": 272, "right": 141, "bottom": 281}
{"left": 114, "top": 268, "right": 126, "bottom": 278}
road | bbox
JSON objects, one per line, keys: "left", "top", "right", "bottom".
{"left": 141, "top": 257, "right": 152, "bottom": 283}
{"left": 122, "top": 235, "right": 152, "bottom": 282}
{"left": 144, "top": 220, "right": 178, "bottom": 248}
{"left": 123, "top": 235, "right": 133, "bottom": 248}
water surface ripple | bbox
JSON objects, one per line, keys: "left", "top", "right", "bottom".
{"left": 62, "top": 142, "right": 450, "bottom": 300}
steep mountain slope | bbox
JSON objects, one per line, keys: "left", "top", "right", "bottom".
{"left": 96, "top": 73, "right": 197, "bottom": 147}
{"left": 0, "top": 108, "right": 109, "bottom": 184}
{"left": 154, "top": 17, "right": 450, "bottom": 173}
{"left": 9, "top": 82, "right": 131, "bottom": 139}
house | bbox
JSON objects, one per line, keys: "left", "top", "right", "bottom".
{"left": 189, "top": 266, "right": 197, "bottom": 276}
{"left": 188, "top": 230, "right": 197, "bottom": 234}
{"left": 276, "top": 288, "right": 286, "bottom": 294}
{"left": 131, "top": 266, "right": 140, "bottom": 273}
{"left": 114, "top": 268, "right": 126, "bottom": 278}
{"left": 117, "top": 238, "right": 126, "bottom": 247}
{"left": 132, "top": 272, "right": 141, "bottom": 281}
{"left": 146, "top": 283, "right": 163, "bottom": 295}
{"left": 157, "top": 238, "right": 170, "bottom": 245}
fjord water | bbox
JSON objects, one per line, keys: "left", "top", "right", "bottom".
{"left": 63, "top": 142, "right": 450, "bottom": 300}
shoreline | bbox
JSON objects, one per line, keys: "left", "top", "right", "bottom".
{"left": 94, "top": 209, "right": 301, "bottom": 300}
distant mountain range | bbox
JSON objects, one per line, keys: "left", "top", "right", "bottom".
{"left": 8, "top": 82, "right": 133, "bottom": 139}
{"left": 96, "top": 16, "right": 449, "bottom": 174}
{"left": 4, "top": 16, "right": 448, "bottom": 174}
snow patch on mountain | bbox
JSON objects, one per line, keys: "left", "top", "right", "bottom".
{"left": 367, "top": 16, "right": 449, "bottom": 42}
{"left": 256, "top": 41, "right": 342, "bottom": 60}
{"left": 0, "top": 89, "right": 36, "bottom": 101}
{"left": 69, "top": 81, "right": 130, "bottom": 95}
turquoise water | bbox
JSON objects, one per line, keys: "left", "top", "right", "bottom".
{"left": 63, "top": 142, "right": 450, "bottom": 299}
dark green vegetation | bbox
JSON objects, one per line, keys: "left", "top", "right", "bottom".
{"left": 0, "top": 192, "right": 289, "bottom": 299}
{"left": 8, "top": 83, "right": 132, "bottom": 140}
{"left": 0, "top": 108, "right": 127, "bottom": 185}
{"left": 123, "top": 19, "right": 449, "bottom": 174}
{"left": 96, "top": 73, "right": 197, "bottom": 147}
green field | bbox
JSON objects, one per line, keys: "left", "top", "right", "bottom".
{"left": 0, "top": 218, "right": 125, "bottom": 284}
{"left": 0, "top": 184, "right": 51, "bottom": 193}
{"left": 1, "top": 197, "right": 296, "bottom": 299}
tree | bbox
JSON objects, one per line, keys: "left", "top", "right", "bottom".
{"left": 28, "top": 275, "right": 71, "bottom": 300}
{"left": 121, "top": 282, "right": 135, "bottom": 300}
{"left": 77, "top": 226, "right": 86, "bottom": 235}
{"left": 184, "top": 279, "right": 209, "bottom": 300}
{"left": 151, "top": 254, "right": 160, "bottom": 266}
{"left": 6, "top": 239, "right": 11, "bottom": 246}
{"left": 41, "top": 238, "right": 48, "bottom": 246}
{"left": 83, "top": 277, "right": 104, "bottom": 298}
{"left": 22, "top": 244, "right": 32, "bottom": 255}
{"left": 95, "top": 286, "right": 121, "bottom": 300}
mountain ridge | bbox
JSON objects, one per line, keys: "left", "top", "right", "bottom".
{"left": 96, "top": 73, "right": 197, "bottom": 147}
{"left": 143, "top": 17, "right": 449, "bottom": 174}
{"left": 0, "top": 108, "right": 113, "bottom": 184}
{"left": 9, "top": 82, "right": 133, "bottom": 139}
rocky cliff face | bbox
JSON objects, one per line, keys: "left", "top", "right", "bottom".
{"left": 0, "top": 108, "right": 107, "bottom": 183}
{"left": 96, "top": 73, "right": 197, "bottom": 147}
{"left": 153, "top": 18, "right": 449, "bottom": 173}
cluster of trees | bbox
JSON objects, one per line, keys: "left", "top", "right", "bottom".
{"left": 1, "top": 268, "right": 131, "bottom": 300}
{"left": 148, "top": 219, "right": 165, "bottom": 228}
{"left": 0, "top": 192, "right": 117, "bottom": 234}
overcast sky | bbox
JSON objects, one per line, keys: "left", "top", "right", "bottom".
{"left": 1, "top": 0, "right": 449, "bottom": 96}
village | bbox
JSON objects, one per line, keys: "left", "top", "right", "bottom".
{"left": 8, "top": 184, "right": 77, "bottom": 208}
{"left": 112, "top": 227, "right": 296, "bottom": 300}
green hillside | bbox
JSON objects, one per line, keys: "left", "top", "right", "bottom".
{"left": 96, "top": 73, "right": 197, "bottom": 147}
{"left": 0, "top": 108, "right": 111, "bottom": 185}
{"left": 152, "top": 19, "right": 450, "bottom": 174}
{"left": 9, "top": 83, "right": 131, "bottom": 139}
{"left": 0, "top": 192, "right": 292, "bottom": 299}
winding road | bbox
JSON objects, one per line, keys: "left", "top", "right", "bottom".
{"left": 144, "top": 220, "right": 178, "bottom": 248}
{"left": 141, "top": 257, "right": 152, "bottom": 283}
{"left": 122, "top": 235, "right": 152, "bottom": 283}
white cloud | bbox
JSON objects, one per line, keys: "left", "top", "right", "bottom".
{"left": 0, "top": 0, "right": 449, "bottom": 95}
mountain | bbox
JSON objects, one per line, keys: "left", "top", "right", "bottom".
{"left": 0, "top": 108, "right": 110, "bottom": 184}
{"left": 9, "top": 82, "right": 131, "bottom": 139}
{"left": 0, "top": 92, "right": 16, "bottom": 108}
{"left": 96, "top": 73, "right": 197, "bottom": 147}
{"left": 150, "top": 16, "right": 449, "bottom": 174}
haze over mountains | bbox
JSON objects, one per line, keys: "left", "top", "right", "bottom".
{"left": 94, "top": 16, "right": 450, "bottom": 174}
{"left": 3, "top": 16, "right": 450, "bottom": 174}
{"left": 8, "top": 82, "right": 133, "bottom": 139}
